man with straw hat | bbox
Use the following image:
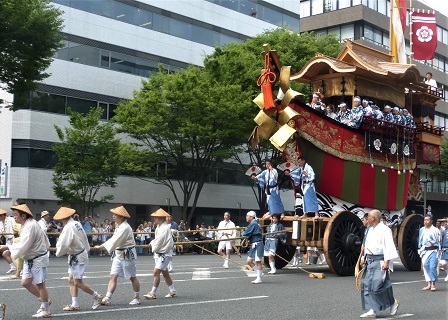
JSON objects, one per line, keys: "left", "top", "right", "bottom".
{"left": 144, "top": 208, "right": 176, "bottom": 300}
{"left": 242, "top": 211, "right": 264, "bottom": 284}
{"left": 94, "top": 205, "right": 141, "bottom": 306}
{"left": 54, "top": 207, "right": 103, "bottom": 311}
{"left": 0, "top": 208, "right": 16, "bottom": 274}
{"left": 0, "top": 204, "right": 51, "bottom": 318}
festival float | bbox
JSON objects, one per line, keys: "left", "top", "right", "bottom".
{"left": 249, "top": 40, "right": 444, "bottom": 275}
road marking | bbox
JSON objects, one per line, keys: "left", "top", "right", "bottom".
{"left": 192, "top": 268, "right": 211, "bottom": 280}
{"left": 382, "top": 313, "right": 414, "bottom": 319}
{"left": 51, "top": 295, "right": 269, "bottom": 317}
{"left": 392, "top": 280, "right": 425, "bottom": 285}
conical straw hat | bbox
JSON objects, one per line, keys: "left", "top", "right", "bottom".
{"left": 10, "top": 204, "right": 33, "bottom": 217}
{"left": 54, "top": 207, "right": 76, "bottom": 220}
{"left": 110, "top": 206, "right": 131, "bottom": 218}
{"left": 0, "top": 208, "right": 7, "bottom": 215}
{"left": 151, "top": 208, "right": 170, "bottom": 217}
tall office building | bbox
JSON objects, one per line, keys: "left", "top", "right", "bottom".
{"left": 0, "top": 0, "right": 300, "bottom": 225}
{"left": 299, "top": 0, "right": 448, "bottom": 214}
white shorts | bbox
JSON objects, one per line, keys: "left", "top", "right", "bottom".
{"left": 68, "top": 263, "right": 87, "bottom": 280}
{"left": 22, "top": 264, "right": 48, "bottom": 284}
{"left": 110, "top": 257, "right": 137, "bottom": 279}
{"left": 218, "top": 241, "right": 232, "bottom": 251}
{"left": 154, "top": 254, "right": 171, "bottom": 271}
{"left": 263, "top": 249, "right": 276, "bottom": 257}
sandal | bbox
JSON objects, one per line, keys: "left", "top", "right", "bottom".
{"left": 431, "top": 287, "right": 436, "bottom": 292}
{"left": 422, "top": 286, "right": 431, "bottom": 291}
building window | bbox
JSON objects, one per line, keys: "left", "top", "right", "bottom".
{"left": 31, "top": 92, "right": 66, "bottom": 114}
{"left": 311, "top": 0, "right": 323, "bottom": 15}
{"left": 301, "top": 0, "right": 311, "bottom": 17}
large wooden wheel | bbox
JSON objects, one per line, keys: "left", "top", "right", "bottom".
{"left": 263, "top": 242, "right": 296, "bottom": 269}
{"left": 324, "top": 211, "right": 364, "bottom": 276}
{"left": 398, "top": 214, "right": 423, "bottom": 271}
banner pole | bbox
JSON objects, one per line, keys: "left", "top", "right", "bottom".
{"left": 409, "top": 0, "right": 413, "bottom": 64}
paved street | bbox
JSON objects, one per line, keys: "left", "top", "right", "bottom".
{"left": 0, "top": 253, "right": 446, "bottom": 319}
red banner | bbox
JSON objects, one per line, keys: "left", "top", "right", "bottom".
{"left": 412, "top": 11, "right": 437, "bottom": 60}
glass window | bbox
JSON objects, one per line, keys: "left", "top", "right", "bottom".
{"left": 311, "top": 0, "right": 323, "bottom": 15}
{"left": 260, "top": 7, "right": 282, "bottom": 25}
{"left": 341, "top": 24, "right": 354, "bottom": 40}
{"left": 328, "top": 27, "right": 341, "bottom": 40}
{"left": 323, "top": 0, "right": 335, "bottom": 12}
{"left": 170, "top": 19, "right": 192, "bottom": 41}
{"left": 378, "top": 0, "right": 387, "bottom": 14}
{"left": 383, "top": 33, "right": 389, "bottom": 47}
{"left": 353, "top": 0, "right": 362, "bottom": 5}
{"left": 191, "top": 25, "right": 213, "bottom": 46}
{"left": 386, "top": 0, "right": 390, "bottom": 17}
{"left": 100, "top": 49, "right": 110, "bottom": 68}
{"left": 68, "top": 42, "right": 100, "bottom": 67}
{"left": 112, "top": 1, "right": 136, "bottom": 24}
{"left": 443, "top": 29, "right": 448, "bottom": 45}
{"left": 283, "top": 14, "right": 300, "bottom": 31}
{"left": 364, "top": 25, "right": 373, "bottom": 40}
{"left": 374, "top": 28, "right": 382, "bottom": 44}
{"left": 54, "top": 40, "right": 69, "bottom": 60}
{"left": 67, "top": 97, "right": 97, "bottom": 115}
{"left": 11, "top": 149, "right": 29, "bottom": 167}
{"left": 110, "top": 52, "right": 136, "bottom": 74}
{"left": 135, "top": 58, "right": 158, "bottom": 77}
{"left": 30, "top": 149, "right": 58, "bottom": 169}
{"left": 437, "top": 26, "right": 443, "bottom": 43}
{"left": 153, "top": 13, "right": 170, "bottom": 34}
{"left": 135, "top": 8, "right": 153, "bottom": 29}
{"left": 108, "top": 104, "right": 117, "bottom": 120}
{"left": 31, "top": 92, "right": 66, "bottom": 114}
{"left": 301, "top": 0, "right": 310, "bottom": 17}
{"left": 339, "top": 0, "right": 351, "bottom": 9}
{"left": 71, "top": 0, "right": 104, "bottom": 15}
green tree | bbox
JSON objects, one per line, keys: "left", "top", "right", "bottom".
{"left": 0, "top": 0, "right": 63, "bottom": 110}
{"left": 428, "top": 137, "right": 448, "bottom": 182}
{"left": 53, "top": 107, "right": 122, "bottom": 217}
{"left": 115, "top": 66, "right": 252, "bottom": 224}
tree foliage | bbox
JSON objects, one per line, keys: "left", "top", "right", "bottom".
{"left": 115, "top": 66, "right": 252, "bottom": 223}
{"left": 53, "top": 107, "right": 122, "bottom": 217}
{"left": 428, "top": 137, "right": 448, "bottom": 182}
{"left": 0, "top": 0, "right": 63, "bottom": 110}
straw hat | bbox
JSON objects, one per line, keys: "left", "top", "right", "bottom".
{"left": 10, "top": 204, "right": 33, "bottom": 217}
{"left": 355, "top": 253, "right": 365, "bottom": 292}
{"left": 151, "top": 208, "right": 170, "bottom": 218}
{"left": 53, "top": 207, "right": 76, "bottom": 220}
{"left": 41, "top": 211, "right": 50, "bottom": 218}
{"left": 0, "top": 208, "right": 7, "bottom": 215}
{"left": 110, "top": 205, "right": 131, "bottom": 218}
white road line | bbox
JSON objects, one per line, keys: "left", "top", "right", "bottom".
{"left": 51, "top": 295, "right": 269, "bottom": 317}
{"left": 192, "top": 268, "right": 211, "bottom": 280}
{"left": 392, "top": 280, "right": 426, "bottom": 285}
{"left": 382, "top": 313, "right": 414, "bottom": 319}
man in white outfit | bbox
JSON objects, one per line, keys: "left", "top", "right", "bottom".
{"left": 144, "top": 209, "right": 176, "bottom": 300}
{"left": 54, "top": 207, "right": 103, "bottom": 311}
{"left": 0, "top": 208, "right": 16, "bottom": 274}
{"left": 94, "top": 206, "right": 141, "bottom": 306}
{"left": 0, "top": 204, "right": 51, "bottom": 318}
{"left": 217, "top": 212, "right": 236, "bottom": 269}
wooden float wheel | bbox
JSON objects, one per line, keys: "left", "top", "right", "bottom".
{"left": 323, "top": 211, "right": 364, "bottom": 276}
{"left": 398, "top": 214, "right": 423, "bottom": 271}
{"left": 263, "top": 242, "right": 296, "bottom": 269}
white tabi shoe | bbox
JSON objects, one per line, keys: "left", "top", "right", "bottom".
{"left": 62, "top": 305, "right": 79, "bottom": 311}
{"left": 251, "top": 278, "right": 262, "bottom": 284}
{"left": 100, "top": 297, "right": 111, "bottom": 306}
{"left": 390, "top": 299, "right": 400, "bottom": 316}
{"left": 144, "top": 292, "right": 156, "bottom": 300}
{"left": 268, "top": 269, "right": 276, "bottom": 274}
{"left": 444, "top": 275, "right": 448, "bottom": 282}
{"left": 360, "top": 310, "right": 376, "bottom": 318}
{"left": 5, "top": 268, "right": 16, "bottom": 274}
{"left": 165, "top": 291, "right": 176, "bottom": 298}
{"left": 129, "top": 297, "right": 141, "bottom": 305}
{"left": 92, "top": 294, "right": 103, "bottom": 310}
{"left": 32, "top": 308, "right": 51, "bottom": 318}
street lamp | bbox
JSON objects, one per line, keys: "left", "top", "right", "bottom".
{"left": 420, "top": 179, "right": 431, "bottom": 216}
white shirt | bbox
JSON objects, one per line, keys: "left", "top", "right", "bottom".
{"left": 150, "top": 222, "right": 173, "bottom": 255}
{"left": 37, "top": 218, "right": 48, "bottom": 232}
{"left": 364, "top": 222, "right": 398, "bottom": 262}
{"left": 425, "top": 78, "right": 437, "bottom": 88}
{"left": 102, "top": 220, "right": 135, "bottom": 254}
{"left": 217, "top": 219, "right": 236, "bottom": 240}
{"left": 9, "top": 218, "right": 50, "bottom": 266}
{"left": 0, "top": 216, "right": 15, "bottom": 243}
{"left": 56, "top": 218, "right": 90, "bottom": 265}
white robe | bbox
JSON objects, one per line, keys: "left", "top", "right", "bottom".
{"left": 8, "top": 218, "right": 50, "bottom": 267}
{"left": 364, "top": 222, "right": 398, "bottom": 269}
{"left": 102, "top": 221, "right": 136, "bottom": 260}
{"left": 56, "top": 218, "right": 90, "bottom": 265}
{"left": 0, "top": 216, "right": 15, "bottom": 244}
{"left": 150, "top": 222, "right": 173, "bottom": 256}
{"left": 217, "top": 220, "right": 236, "bottom": 240}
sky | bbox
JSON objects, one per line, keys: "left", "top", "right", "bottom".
{"left": 418, "top": 0, "right": 447, "bottom": 17}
